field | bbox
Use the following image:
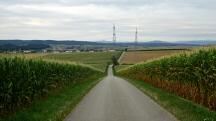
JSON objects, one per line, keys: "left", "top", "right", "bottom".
{"left": 126, "top": 77, "right": 216, "bottom": 121}
{"left": 0, "top": 50, "right": 122, "bottom": 120}
{"left": 0, "top": 53, "right": 47, "bottom": 59}
{"left": 1, "top": 75, "right": 102, "bottom": 121}
{"left": 42, "top": 51, "right": 121, "bottom": 71}
{"left": 119, "top": 49, "right": 187, "bottom": 64}
{"left": 0, "top": 51, "right": 121, "bottom": 71}
{"left": 2, "top": 47, "right": 216, "bottom": 121}
{"left": 0, "top": 57, "right": 103, "bottom": 117}
{"left": 118, "top": 48, "right": 216, "bottom": 111}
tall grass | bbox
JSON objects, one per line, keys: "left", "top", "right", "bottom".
{"left": 0, "top": 57, "right": 103, "bottom": 116}
{"left": 118, "top": 48, "right": 216, "bottom": 110}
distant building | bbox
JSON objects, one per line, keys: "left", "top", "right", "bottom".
{"left": 42, "top": 49, "right": 48, "bottom": 53}
{"left": 108, "top": 50, "right": 115, "bottom": 52}
{"left": 23, "top": 50, "right": 32, "bottom": 53}
{"left": 65, "top": 50, "right": 73, "bottom": 53}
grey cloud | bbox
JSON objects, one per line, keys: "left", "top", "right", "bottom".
{"left": 0, "top": 0, "right": 216, "bottom": 41}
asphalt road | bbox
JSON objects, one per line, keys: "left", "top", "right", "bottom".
{"left": 64, "top": 65, "right": 177, "bottom": 121}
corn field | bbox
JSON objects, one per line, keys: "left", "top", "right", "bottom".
{"left": 118, "top": 48, "right": 216, "bottom": 110}
{"left": 0, "top": 57, "right": 103, "bottom": 115}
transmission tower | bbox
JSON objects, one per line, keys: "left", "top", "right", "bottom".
{"left": 113, "top": 24, "right": 116, "bottom": 43}
{"left": 135, "top": 27, "right": 138, "bottom": 46}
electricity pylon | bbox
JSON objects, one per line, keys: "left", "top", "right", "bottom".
{"left": 135, "top": 27, "right": 138, "bottom": 46}
{"left": 113, "top": 24, "right": 116, "bottom": 44}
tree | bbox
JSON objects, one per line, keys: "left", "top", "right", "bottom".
{"left": 112, "top": 56, "right": 119, "bottom": 66}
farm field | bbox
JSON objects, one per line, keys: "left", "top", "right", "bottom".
{"left": 1, "top": 74, "right": 102, "bottom": 121}
{"left": 0, "top": 53, "right": 47, "bottom": 59}
{"left": 118, "top": 48, "right": 216, "bottom": 111}
{"left": 0, "top": 51, "right": 121, "bottom": 71}
{"left": 125, "top": 77, "right": 216, "bottom": 121}
{"left": 42, "top": 51, "right": 121, "bottom": 71}
{"left": 119, "top": 49, "right": 187, "bottom": 64}
{"left": 0, "top": 57, "right": 104, "bottom": 118}
{"left": 0, "top": 51, "right": 123, "bottom": 120}
{"left": 117, "top": 47, "right": 216, "bottom": 120}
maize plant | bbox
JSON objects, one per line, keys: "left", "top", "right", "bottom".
{"left": 0, "top": 57, "right": 103, "bottom": 115}
{"left": 118, "top": 48, "right": 216, "bottom": 110}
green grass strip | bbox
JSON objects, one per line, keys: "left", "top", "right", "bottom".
{"left": 1, "top": 77, "right": 103, "bottom": 121}
{"left": 125, "top": 78, "right": 216, "bottom": 121}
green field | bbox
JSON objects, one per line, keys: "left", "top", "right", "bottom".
{"left": 42, "top": 51, "right": 121, "bottom": 71}
{"left": 0, "top": 57, "right": 103, "bottom": 116}
{"left": 117, "top": 48, "right": 216, "bottom": 120}
{"left": 3, "top": 47, "right": 216, "bottom": 121}
{"left": 0, "top": 53, "right": 47, "bottom": 59}
{"left": 0, "top": 51, "right": 122, "bottom": 71}
{"left": 1, "top": 75, "right": 102, "bottom": 121}
{"left": 118, "top": 48, "right": 216, "bottom": 111}
{"left": 0, "top": 51, "right": 121, "bottom": 120}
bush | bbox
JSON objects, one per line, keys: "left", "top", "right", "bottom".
{"left": 112, "top": 56, "right": 119, "bottom": 66}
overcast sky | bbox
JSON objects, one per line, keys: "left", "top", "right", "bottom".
{"left": 0, "top": 0, "right": 216, "bottom": 42}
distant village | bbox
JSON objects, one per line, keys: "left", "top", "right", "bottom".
{"left": 2, "top": 46, "right": 117, "bottom": 54}
{"left": 0, "top": 40, "right": 120, "bottom": 54}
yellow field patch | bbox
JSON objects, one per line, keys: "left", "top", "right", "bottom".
{"left": 119, "top": 50, "right": 184, "bottom": 64}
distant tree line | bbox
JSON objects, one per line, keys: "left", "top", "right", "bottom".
{"left": 0, "top": 44, "right": 50, "bottom": 51}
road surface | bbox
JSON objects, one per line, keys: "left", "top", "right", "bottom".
{"left": 64, "top": 65, "right": 177, "bottom": 121}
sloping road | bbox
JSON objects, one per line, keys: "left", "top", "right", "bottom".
{"left": 64, "top": 65, "right": 177, "bottom": 121}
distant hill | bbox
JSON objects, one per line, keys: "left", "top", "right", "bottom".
{"left": 0, "top": 40, "right": 215, "bottom": 51}
{"left": 138, "top": 40, "right": 192, "bottom": 46}
{"left": 0, "top": 43, "right": 50, "bottom": 51}
{"left": 174, "top": 40, "right": 216, "bottom": 45}
{"left": 110, "top": 40, "right": 198, "bottom": 46}
{"left": 115, "top": 40, "right": 216, "bottom": 46}
{"left": 0, "top": 40, "right": 102, "bottom": 51}
{"left": 0, "top": 40, "right": 102, "bottom": 46}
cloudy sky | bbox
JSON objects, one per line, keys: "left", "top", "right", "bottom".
{"left": 0, "top": 0, "right": 216, "bottom": 42}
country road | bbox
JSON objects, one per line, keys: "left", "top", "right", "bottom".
{"left": 64, "top": 65, "right": 177, "bottom": 121}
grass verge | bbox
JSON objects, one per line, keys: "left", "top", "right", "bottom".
{"left": 0, "top": 76, "right": 103, "bottom": 121}
{"left": 123, "top": 78, "right": 216, "bottom": 121}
